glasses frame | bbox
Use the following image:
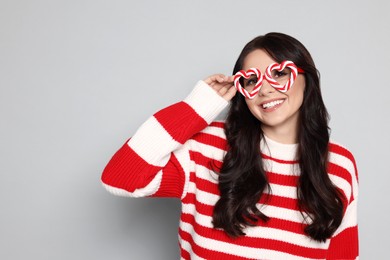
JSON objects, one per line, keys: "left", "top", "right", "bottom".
{"left": 234, "top": 60, "right": 305, "bottom": 99}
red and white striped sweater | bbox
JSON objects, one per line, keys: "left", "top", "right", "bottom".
{"left": 102, "top": 81, "right": 359, "bottom": 259}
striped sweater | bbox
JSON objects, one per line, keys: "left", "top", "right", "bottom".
{"left": 101, "top": 81, "right": 359, "bottom": 259}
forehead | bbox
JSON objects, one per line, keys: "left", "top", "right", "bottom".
{"left": 242, "top": 49, "right": 276, "bottom": 71}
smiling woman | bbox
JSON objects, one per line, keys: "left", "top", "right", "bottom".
{"left": 101, "top": 32, "right": 359, "bottom": 259}
{"left": 239, "top": 49, "right": 306, "bottom": 143}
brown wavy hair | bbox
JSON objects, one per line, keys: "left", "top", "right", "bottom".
{"left": 212, "top": 32, "right": 344, "bottom": 242}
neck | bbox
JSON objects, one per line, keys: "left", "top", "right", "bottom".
{"left": 261, "top": 124, "right": 298, "bottom": 144}
{"left": 260, "top": 112, "right": 300, "bottom": 144}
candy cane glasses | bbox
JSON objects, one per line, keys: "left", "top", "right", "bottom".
{"left": 234, "top": 61, "right": 305, "bottom": 99}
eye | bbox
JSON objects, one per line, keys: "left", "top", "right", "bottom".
{"left": 273, "top": 71, "right": 287, "bottom": 78}
{"left": 243, "top": 76, "right": 258, "bottom": 88}
{"left": 272, "top": 68, "right": 290, "bottom": 79}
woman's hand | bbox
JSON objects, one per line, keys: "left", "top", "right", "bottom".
{"left": 203, "top": 74, "right": 236, "bottom": 101}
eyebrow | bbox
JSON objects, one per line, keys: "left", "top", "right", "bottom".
{"left": 243, "top": 75, "right": 258, "bottom": 80}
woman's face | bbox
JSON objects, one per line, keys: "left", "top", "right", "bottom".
{"left": 242, "top": 49, "right": 306, "bottom": 142}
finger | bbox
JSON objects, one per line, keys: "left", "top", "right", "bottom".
{"left": 222, "top": 85, "right": 237, "bottom": 101}
{"left": 203, "top": 74, "right": 225, "bottom": 85}
{"left": 217, "top": 85, "right": 229, "bottom": 96}
{"left": 210, "top": 79, "right": 228, "bottom": 91}
{"left": 221, "top": 81, "right": 235, "bottom": 91}
{"left": 226, "top": 75, "right": 235, "bottom": 83}
{"left": 213, "top": 81, "right": 232, "bottom": 93}
{"left": 216, "top": 75, "right": 228, "bottom": 83}
{"left": 217, "top": 82, "right": 234, "bottom": 96}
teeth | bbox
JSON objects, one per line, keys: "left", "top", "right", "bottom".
{"left": 262, "top": 100, "right": 284, "bottom": 109}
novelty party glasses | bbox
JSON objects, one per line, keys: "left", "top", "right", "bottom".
{"left": 234, "top": 61, "right": 304, "bottom": 99}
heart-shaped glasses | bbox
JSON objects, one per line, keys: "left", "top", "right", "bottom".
{"left": 234, "top": 61, "right": 304, "bottom": 99}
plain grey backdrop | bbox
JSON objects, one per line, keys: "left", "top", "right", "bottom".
{"left": 1, "top": 0, "right": 389, "bottom": 259}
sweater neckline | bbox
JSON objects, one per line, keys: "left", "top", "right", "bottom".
{"left": 260, "top": 135, "right": 298, "bottom": 161}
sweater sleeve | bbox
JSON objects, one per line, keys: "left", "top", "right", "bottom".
{"left": 101, "top": 80, "right": 228, "bottom": 199}
{"left": 327, "top": 144, "right": 359, "bottom": 259}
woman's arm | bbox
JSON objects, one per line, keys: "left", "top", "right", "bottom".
{"left": 101, "top": 77, "right": 235, "bottom": 199}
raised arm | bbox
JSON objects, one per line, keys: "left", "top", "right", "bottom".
{"left": 101, "top": 76, "right": 235, "bottom": 198}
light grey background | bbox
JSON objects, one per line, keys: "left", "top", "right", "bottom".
{"left": 1, "top": 0, "right": 389, "bottom": 259}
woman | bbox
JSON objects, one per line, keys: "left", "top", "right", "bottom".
{"left": 101, "top": 32, "right": 358, "bottom": 259}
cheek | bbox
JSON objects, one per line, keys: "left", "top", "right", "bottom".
{"left": 290, "top": 78, "right": 305, "bottom": 106}
{"left": 244, "top": 99, "right": 253, "bottom": 110}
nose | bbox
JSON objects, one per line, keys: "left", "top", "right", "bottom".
{"left": 258, "top": 79, "right": 275, "bottom": 96}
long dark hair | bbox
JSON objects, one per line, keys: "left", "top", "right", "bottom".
{"left": 212, "top": 32, "right": 344, "bottom": 242}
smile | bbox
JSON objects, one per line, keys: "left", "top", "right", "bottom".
{"left": 261, "top": 99, "right": 285, "bottom": 109}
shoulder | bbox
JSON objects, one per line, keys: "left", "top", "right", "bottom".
{"left": 328, "top": 140, "right": 359, "bottom": 202}
{"left": 190, "top": 120, "right": 227, "bottom": 149}
{"left": 183, "top": 120, "right": 228, "bottom": 162}
{"left": 329, "top": 141, "right": 356, "bottom": 164}
{"left": 328, "top": 141, "right": 358, "bottom": 178}
{"left": 198, "top": 121, "right": 227, "bottom": 138}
